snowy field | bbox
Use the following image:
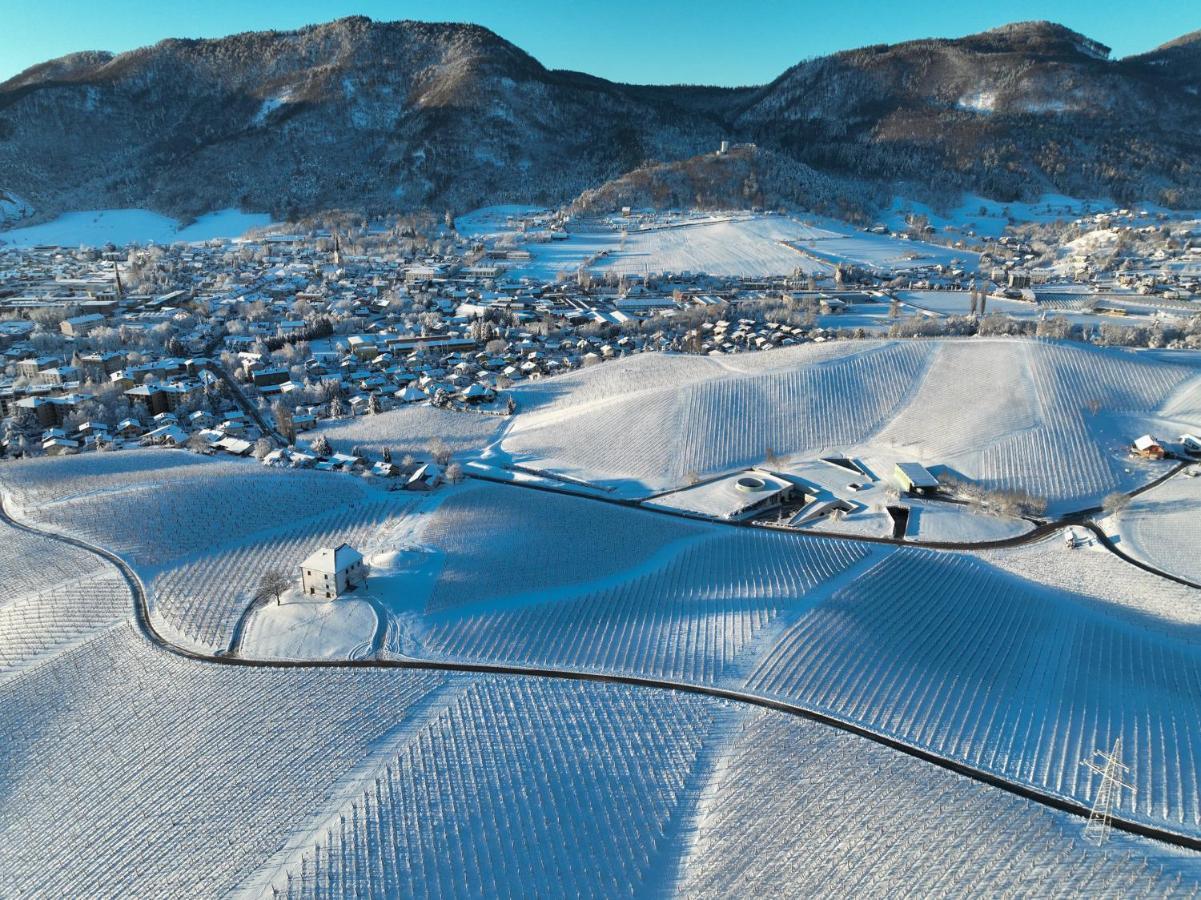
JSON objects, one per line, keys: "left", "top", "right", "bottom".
{"left": 241, "top": 598, "right": 376, "bottom": 660}
{"left": 0, "top": 517, "right": 128, "bottom": 683}
{"left": 1108, "top": 472, "right": 1201, "bottom": 586}
{"left": 0, "top": 625, "right": 453, "bottom": 897}
{"left": 983, "top": 532, "right": 1201, "bottom": 633}
{"left": 678, "top": 708, "right": 1200, "bottom": 895}
{"left": 394, "top": 482, "right": 875, "bottom": 683}
{"left": 499, "top": 338, "right": 1201, "bottom": 510}
{"left": 411, "top": 483, "right": 702, "bottom": 614}
{"left": 746, "top": 547, "right": 1201, "bottom": 834}
{"left": 493, "top": 213, "right": 977, "bottom": 279}
{"left": 6, "top": 337, "right": 1201, "bottom": 889}
{"left": 452, "top": 204, "right": 546, "bottom": 239}
{"left": 7, "top": 432, "right": 1201, "bottom": 889}
{"left": 3, "top": 600, "right": 1196, "bottom": 896}
{"left": 151, "top": 498, "right": 412, "bottom": 655}
{"left": 883, "top": 193, "right": 1122, "bottom": 239}
{"left": 7, "top": 456, "right": 366, "bottom": 570}
{"left": 316, "top": 404, "right": 505, "bottom": 459}
{"left": 0, "top": 207, "right": 275, "bottom": 248}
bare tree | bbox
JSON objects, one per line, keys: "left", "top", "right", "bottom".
{"left": 428, "top": 437, "right": 452, "bottom": 466}
{"left": 257, "top": 570, "right": 291, "bottom": 606}
{"left": 1102, "top": 492, "right": 1131, "bottom": 516}
{"left": 445, "top": 462, "right": 464, "bottom": 484}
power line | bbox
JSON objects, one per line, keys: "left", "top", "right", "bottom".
{"left": 1080, "top": 738, "right": 1135, "bottom": 846}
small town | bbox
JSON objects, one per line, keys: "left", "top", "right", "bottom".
{"left": 2, "top": 205, "right": 1200, "bottom": 467}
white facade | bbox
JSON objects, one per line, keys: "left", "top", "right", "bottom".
{"left": 300, "top": 543, "right": 366, "bottom": 599}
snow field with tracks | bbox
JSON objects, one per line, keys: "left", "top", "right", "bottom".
{"left": 413, "top": 529, "right": 871, "bottom": 684}
{"left": 266, "top": 677, "right": 731, "bottom": 899}
{"left": 0, "top": 626, "right": 450, "bottom": 898}
{"left": 746, "top": 548, "right": 1201, "bottom": 834}
{"left": 677, "top": 710, "right": 1200, "bottom": 896}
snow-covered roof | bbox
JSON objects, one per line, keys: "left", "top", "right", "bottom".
{"left": 646, "top": 469, "right": 794, "bottom": 521}
{"left": 894, "top": 462, "right": 940, "bottom": 489}
{"left": 301, "top": 543, "right": 363, "bottom": 575}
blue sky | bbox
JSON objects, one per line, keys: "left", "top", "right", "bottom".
{"left": 4, "top": 0, "right": 1198, "bottom": 85}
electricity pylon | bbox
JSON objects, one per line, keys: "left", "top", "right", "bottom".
{"left": 1080, "top": 738, "right": 1134, "bottom": 846}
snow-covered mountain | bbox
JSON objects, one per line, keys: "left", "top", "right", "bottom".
{"left": 1, "top": 17, "right": 1199, "bottom": 222}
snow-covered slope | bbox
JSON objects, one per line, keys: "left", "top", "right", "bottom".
{"left": 746, "top": 547, "right": 1201, "bottom": 834}
{"left": 500, "top": 338, "right": 1201, "bottom": 509}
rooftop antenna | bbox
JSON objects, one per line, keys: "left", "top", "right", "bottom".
{"left": 1080, "top": 738, "right": 1134, "bottom": 846}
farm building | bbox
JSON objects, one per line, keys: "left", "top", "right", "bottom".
{"left": 1132, "top": 434, "right": 1166, "bottom": 460}
{"left": 405, "top": 463, "right": 443, "bottom": 491}
{"left": 300, "top": 544, "right": 367, "bottom": 599}
{"left": 893, "top": 462, "right": 940, "bottom": 496}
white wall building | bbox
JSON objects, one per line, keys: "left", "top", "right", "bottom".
{"left": 300, "top": 543, "right": 366, "bottom": 599}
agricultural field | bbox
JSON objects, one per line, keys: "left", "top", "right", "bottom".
{"left": 500, "top": 340, "right": 932, "bottom": 494}
{"left": 745, "top": 548, "right": 1201, "bottom": 835}
{"left": 0, "top": 567, "right": 129, "bottom": 682}
{"left": 411, "top": 483, "right": 704, "bottom": 614}
{"left": 317, "top": 403, "right": 506, "bottom": 459}
{"left": 499, "top": 214, "right": 976, "bottom": 280}
{"left": 500, "top": 338, "right": 1201, "bottom": 510}
{"left": 0, "top": 447, "right": 215, "bottom": 509}
{"left": 983, "top": 532, "right": 1201, "bottom": 634}
{"left": 1, "top": 452, "right": 367, "bottom": 569}
{"left": 259, "top": 677, "right": 731, "bottom": 898}
{"left": 0, "top": 515, "right": 107, "bottom": 598}
{"left": 1107, "top": 471, "right": 1201, "bottom": 586}
{"left": 4, "top": 334, "right": 1201, "bottom": 892}
{"left": 406, "top": 523, "right": 875, "bottom": 684}
{"left": 677, "top": 709, "right": 1201, "bottom": 896}
{"left": 0, "top": 624, "right": 453, "bottom": 897}
{"left": 151, "top": 499, "right": 413, "bottom": 655}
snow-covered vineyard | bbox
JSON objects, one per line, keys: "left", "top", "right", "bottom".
{"left": 498, "top": 337, "right": 1201, "bottom": 508}
{"left": 2, "top": 332, "right": 1201, "bottom": 895}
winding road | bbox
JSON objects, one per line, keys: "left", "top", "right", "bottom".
{"left": 4, "top": 466, "right": 1201, "bottom": 854}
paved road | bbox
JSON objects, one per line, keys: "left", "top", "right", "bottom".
{"left": 202, "top": 361, "right": 286, "bottom": 447}
{"left": 5, "top": 493, "right": 1201, "bottom": 853}
{"left": 464, "top": 463, "right": 1195, "bottom": 553}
